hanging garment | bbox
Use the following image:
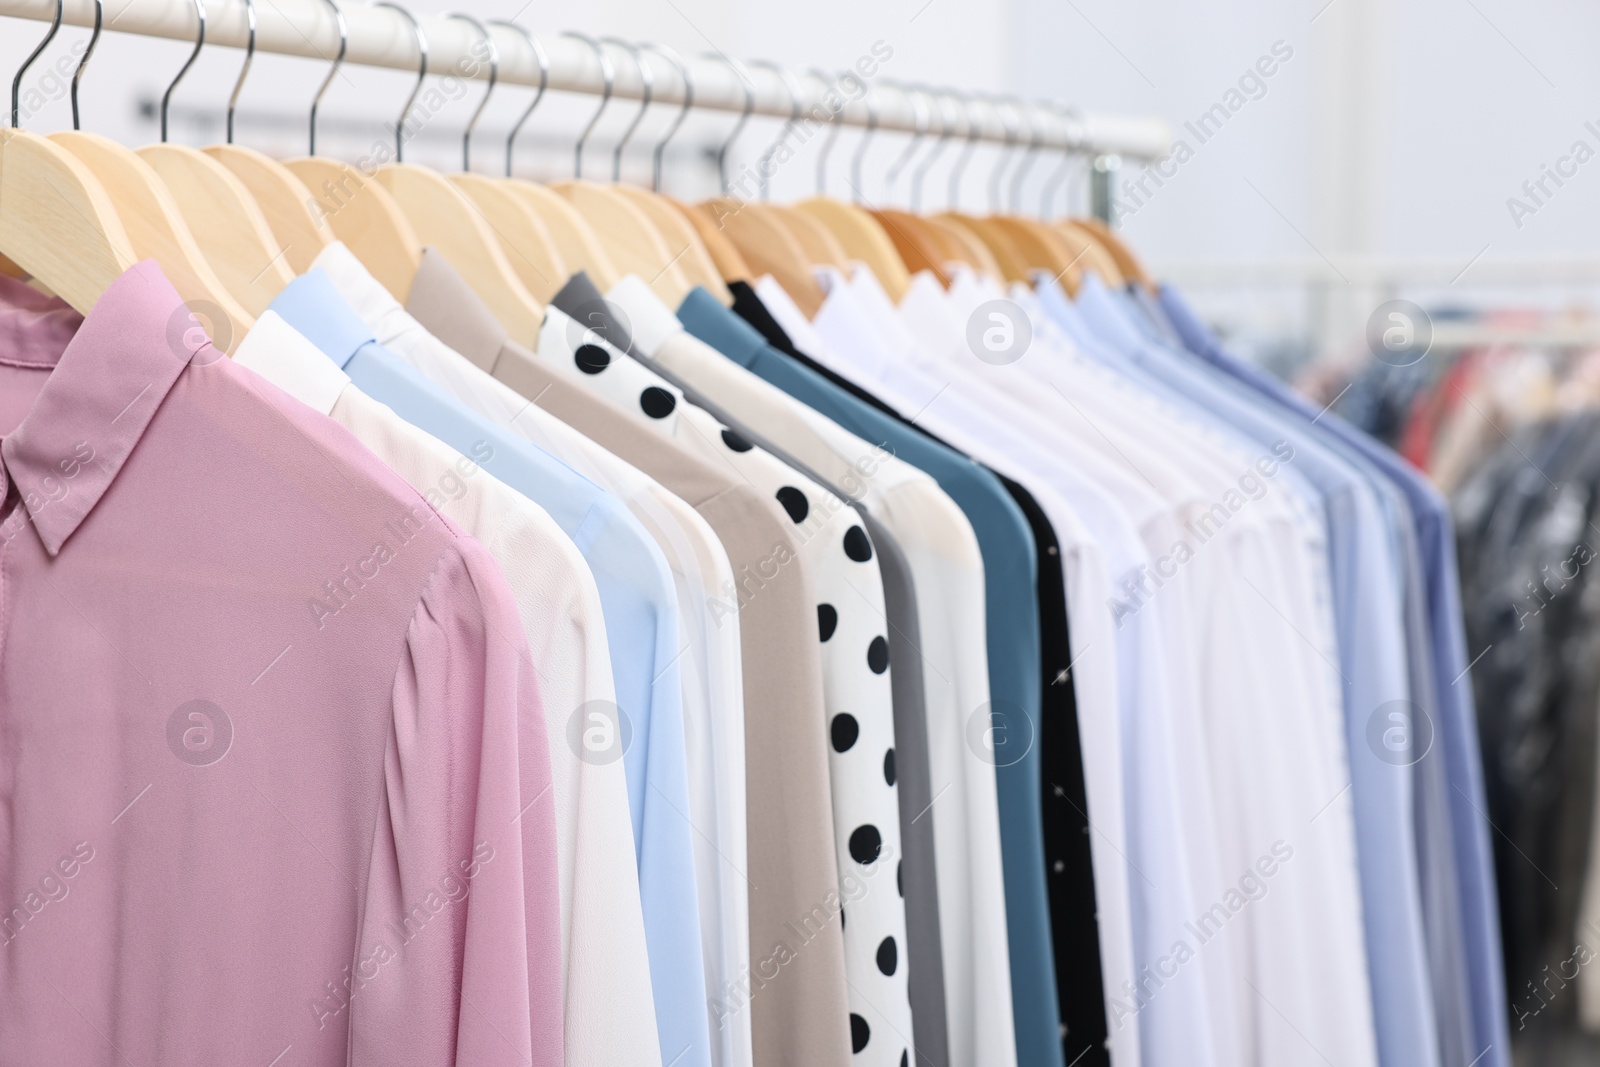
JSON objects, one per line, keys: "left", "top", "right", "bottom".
{"left": 230, "top": 310, "right": 661, "bottom": 1067}
{"left": 0, "top": 264, "right": 563, "bottom": 1067}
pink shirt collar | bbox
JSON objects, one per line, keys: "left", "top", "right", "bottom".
{"left": 0, "top": 261, "right": 205, "bottom": 555}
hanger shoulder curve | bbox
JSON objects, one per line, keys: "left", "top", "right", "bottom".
{"left": 1054, "top": 220, "right": 1126, "bottom": 288}
{"left": 665, "top": 196, "right": 753, "bottom": 284}
{"left": 923, "top": 214, "right": 1003, "bottom": 281}
{"left": 0, "top": 131, "right": 137, "bottom": 315}
{"left": 283, "top": 157, "right": 421, "bottom": 302}
{"left": 450, "top": 174, "right": 567, "bottom": 303}
{"left": 870, "top": 209, "right": 954, "bottom": 287}
{"left": 373, "top": 163, "right": 544, "bottom": 343}
{"left": 204, "top": 145, "right": 331, "bottom": 274}
{"left": 137, "top": 144, "right": 294, "bottom": 316}
{"left": 794, "top": 198, "right": 911, "bottom": 300}
{"left": 501, "top": 181, "right": 619, "bottom": 291}
{"left": 552, "top": 181, "right": 691, "bottom": 305}
{"left": 769, "top": 205, "right": 849, "bottom": 269}
{"left": 701, "top": 197, "right": 825, "bottom": 317}
{"left": 1071, "top": 216, "right": 1149, "bottom": 286}
{"left": 607, "top": 184, "right": 732, "bottom": 304}
{"left": 51, "top": 131, "right": 253, "bottom": 350}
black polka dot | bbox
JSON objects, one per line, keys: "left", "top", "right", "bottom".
{"left": 897, "top": 860, "right": 902, "bottom": 897}
{"left": 849, "top": 824, "right": 881, "bottom": 864}
{"left": 817, "top": 604, "right": 838, "bottom": 642}
{"left": 574, "top": 343, "right": 611, "bottom": 374}
{"left": 899, "top": 1052, "right": 908, "bottom": 1067}
{"left": 850, "top": 1013, "right": 870, "bottom": 1053}
{"left": 876, "top": 936, "right": 898, "bottom": 976}
{"left": 721, "top": 429, "right": 752, "bottom": 452}
{"left": 831, "top": 713, "right": 859, "bottom": 753}
{"left": 840, "top": 906, "right": 845, "bottom": 929}
{"left": 883, "top": 748, "right": 896, "bottom": 786}
{"left": 843, "top": 525, "right": 873, "bottom": 562}
{"left": 776, "top": 486, "right": 809, "bottom": 523}
{"left": 867, "top": 637, "right": 889, "bottom": 674}
{"left": 639, "top": 387, "right": 676, "bottom": 419}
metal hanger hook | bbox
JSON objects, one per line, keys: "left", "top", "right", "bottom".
{"left": 445, "top": 13, "right": 496, "bottom": 172}
{"left": 947, "top": 89, "right": 983, "bottom": 210}
{"left": 562, "top": 32, "right": 613, "bottom": 180}
{"left": 640, "top": 42, "right": 690, "bottom": 193}
{"left": 704, "top": 52, "right": 754, "bottom": 195}
{"left": 1040, "top": 105, "right": 1084, "bottom": 218}
{"left": 10, "top": 0, "right": 61, "bottom": 128}
{"left": 985, "top": 94, "right": 1020, "bottom": 213}
{"left": 882, "top": 81, "right": 929, "bottom": 205}
{"left": 748, "top": 59, "right": 801, "bottom": 201}
{"left": 849, "top": 78, "right": 879, "bottom": 204}
{"left": 225, "top": 0, "right": 256, "bottom": 144}
{"left": 911, "top": 89, "right": 955, "bottom": 212}
{"left": 374, "top": 2, "right": 426, "bottom": 163}
{"left": 1009, "top": 98, "right": 1046, "bottom": 214}
{"left": 308, "top": 0, "right": 347, "bottom": 155}
{"left": 69, "top": 0, "right": 101, "bottom": 130}
{"left": 601, "top": 38, "right": 652, "bottom": 183}
{"left": 160, "top": 0, "right": 205, "bottom": 143}
{"left": 491, "top": 19, "right": 546, "bottom": 178}
{"left": 809, "top": 67, "right": 845, "bottom": 197}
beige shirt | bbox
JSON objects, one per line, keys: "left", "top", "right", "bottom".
{"left": 403, "top": 252, "right": 852, "bottom": 1067}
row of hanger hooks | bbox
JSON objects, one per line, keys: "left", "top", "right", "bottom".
{"left": 9, "top": 0, "right": 1117, "bottom": 217}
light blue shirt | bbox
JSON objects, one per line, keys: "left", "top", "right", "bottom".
{"left": 1042, "top": 274, "right": 1442, "bottom": 1067}
{"left": 270, "top": 269, "right": 714, "bottom": 1067}
{"left": 1157, "top": 283, "right": 1509, "bottom": 1067}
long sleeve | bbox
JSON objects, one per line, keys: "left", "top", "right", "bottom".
{"left": 348, "top": 541, "right": 565, "bottom": 1067}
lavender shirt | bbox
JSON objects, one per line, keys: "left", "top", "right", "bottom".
{"left": 0, "top": 263, "right": 563, "bottom": 1066}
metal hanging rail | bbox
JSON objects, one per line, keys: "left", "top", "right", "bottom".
{"left": 0, "top": 0, "right": 1174, "bottom": 161}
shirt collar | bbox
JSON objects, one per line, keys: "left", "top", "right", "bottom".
{"left": 233, "top": 310, "right": 352, "bottom": 416}
{"left": 267, "top": 266, "right": 377, "bottom": 369}
{"left": 0, "top": 260, "right": 203, "bottom": 555}
{"left": 675, "top": 286, "right": 769, "bottom": 368}
{"left": 404, "top": 248, "right": 506, "bottom": 373}
{"left": 308, "top": 242, "right": 419, "bottom": 354}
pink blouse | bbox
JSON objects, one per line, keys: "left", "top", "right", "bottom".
{"left": 0, "top": 263, "right": 563, "bottom": 1066}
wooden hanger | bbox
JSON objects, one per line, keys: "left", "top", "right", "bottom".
{"left": 598, "top": 39, "right": 730, "bottom": 302}
{"left": 1054, "top": 221, "right": 1125, "bottom": 287}
{"left": 926, "top": 215, "right": 1002, "bottom": 281}
{"left": 700, "top": 197, "right": 825, "bottom": 316}
{"left": 282, "top": 1, "right": 423, "bottom": 301}
{"left": 505, "top": 182, "right": 619, "bottom": 289}
{"left": 0, "top": 5, "right": 136, "bottom": 313}
{"left": 204, "top": 0, "right": 346, "bottom": 275}
{"left": 872, "top": 209, "right": 953, "bottom": 285}
{"left": 1067, "top": 216, "right": 1148, "bottom": 287}
{"left": 795, "top": 198, "right": 911, "bottom": 299}
{"left": 668, "top": 196, "right": 752, "bottom": 282}
{"left": 52, "top": 132, "right": 253, "bottom": 348}
{"left": 548, "top": 33, "right": 692, "bottom": 305}
{"left": 771, "top": 204, "right": 848, "bottom": 268}
{"left": 131, "top": 0, "right": 292, "bottom": 316}
{"left": 372, "top": 12, "right": 544, "bottom": 341}
{"left": 450, "top": 174, "right": 566, "bottom": 302}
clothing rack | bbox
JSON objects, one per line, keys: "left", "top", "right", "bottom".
{"left": 0, "top": 0, "right": 1173, "bottom": 216}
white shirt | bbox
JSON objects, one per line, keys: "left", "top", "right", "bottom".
{"left": 233, "top": 311, "right": 662, "bottom": 1067}
{"left": 535, "top": 290, "right": 917, "bottom": 1067}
